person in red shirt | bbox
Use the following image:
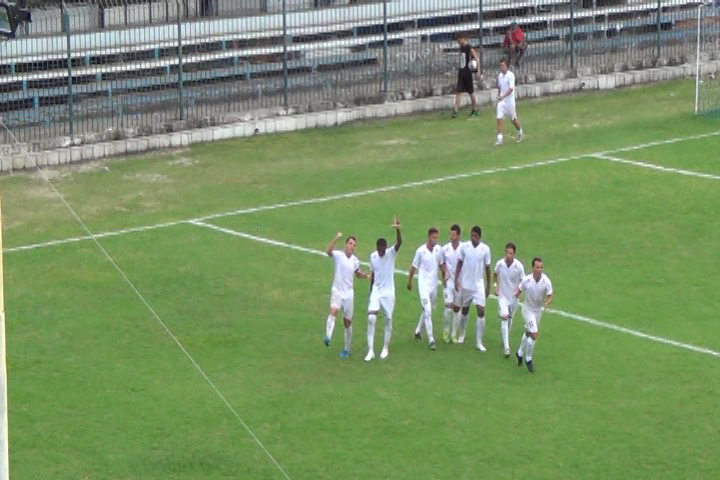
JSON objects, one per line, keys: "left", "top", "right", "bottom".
{"left": 503, "top": 22, "right": 528, "bottom": 67}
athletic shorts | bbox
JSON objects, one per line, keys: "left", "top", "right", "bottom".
{"left": 496, "top": 100, "right": 517, "bottom": 120}
{"left": 330, "top": 289, "right": 354, "bottom": 320}
{"left": 456, "top": 68, "right": 474, "bottom": 94}
{"left": 522, "top": 306, "right": 543, "bottom": 334}
{"left": 368, "top": 289, "right": 395, "bottom": 319}
{"left": 419, "top": 288, "right": 438, "bottom": 314}
{"left": 497, "top": 296, "right": 519, "bottom": 319}
{"left": 459, "top": 288, "right": 486, "bottom": 308}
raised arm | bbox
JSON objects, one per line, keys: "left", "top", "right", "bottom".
{"left": 326, "top": 231, "right": 343, "bottom": 257}
{"left": 392, "top": 216, "right": 403, "bottom": 252}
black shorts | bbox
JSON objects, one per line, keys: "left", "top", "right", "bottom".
{"left": 456, "top": 68, "right": 474, "bottom": 94}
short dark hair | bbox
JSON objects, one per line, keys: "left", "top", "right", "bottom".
{"left": 450, "top": 224, "right": 461, "bottom": 235}
{"left": 471, "top": 226, "right": 482, "bottom": 237}
{"left": 499, "top": 58, "right": 509, "bottom": 66}
{"left": 505, "top": 242, "right": 516, "bottom": 253}
{"left": 456, "top": 32, "right": 469, "bottom": 40}
{"left": 346, "top": 236, "right": 357, "bottom": 244}
{"left": 428, "top": 227, "right": 439, "bottom": 236}
{"left": 532, "top": 257, "right": 543, "bottom": 267}
{"left": 376, "top": 238, "right": 387, "bottom": 248}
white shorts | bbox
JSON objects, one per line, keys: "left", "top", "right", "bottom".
{"left": 330, "top": 289, "right": 354, "bottom": 320}
{"left": 496, "top": 100, "right": 517, "bottom": 120}
{"left": 497, "top": 296, "right": 519, "bottom": 319}
{"left": 443, "top": 282, "right": 459, "bottom": 306}
{"left": 368, "top": 289, "right": 395, "bottom": 319}
{"left": 419, "top": 288, "right": 438, "bottom": 314}
{"left": 522, "top": 307, "right": 543, "bottom": 334}
{"left": 459, "top": 288, "right": 486, "bottom": 308}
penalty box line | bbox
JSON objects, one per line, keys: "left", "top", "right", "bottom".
{"left": 4, "top": 129, "right": 719, "bottom": 256}
{"left": 190, "top": 220, "right": 720, "bottom": 359}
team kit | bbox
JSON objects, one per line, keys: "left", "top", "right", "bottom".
{"left": 323, "top": 219, "right": 554, "bottom": 373}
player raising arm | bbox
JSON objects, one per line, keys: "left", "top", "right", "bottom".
{"left": 514, "top": 257, "right": 553, "bottom": 373}
{"left": 325, "top": 232, "right": 370, "bottom": 358}
{"left": 366, "top": 216, "right": 403, "bottom": 361}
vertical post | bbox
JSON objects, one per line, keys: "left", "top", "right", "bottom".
{"left": 478, "top": 0, "right": 483, "bottom": 69}
{"left": 176, "top": 0, "right": 185, "bottom": 120}
{"left": 0, "top": 197, "right": 8, "bottom": 480}
{"left": 63, "top": 6, "right": 75, "bottom": 137}
{"left": 382, "top": 0, "right": 389, "bottom": 93}
{"left": 282, "top": 0, "right": 289, "bottom": 110}
{"left": 570, "top": 0, "right": 576, "bottom": 70}
{"left": 656, "top": 0, "right": 662, "bottom": 60}
{"left": 694, "top": 4, "right": 702, "bottom": 114}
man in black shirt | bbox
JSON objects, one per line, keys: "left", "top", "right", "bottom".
{"left": 452, "top": 33, "right": 482, "bottom": 118}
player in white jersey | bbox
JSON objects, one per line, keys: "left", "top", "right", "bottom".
{"left": 454, "top": 226, "right": 492, "bottom": 351}
{"left": 324, "top": 232, "right": 370, "bottom": 358}
{"left": 441, "top": 224, "right": 463, "bottom": 343}
{"left": 493, "top": 242, "right": 525, "bottom": 358}
{"left": 407, "top": 227, "right": 446, "bottom": 350}
{"left": 495, "top": 59, "right": 523, "bottom": 146}
{"left": 514, "top": 257, "right": 553, "bottom": 373}
{"left": 366, "top": 216, "right": 403, "bottom": 362}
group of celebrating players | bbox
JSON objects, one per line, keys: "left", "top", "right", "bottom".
{"left": 323, "top": 217, "right": 554, "bottom": 373}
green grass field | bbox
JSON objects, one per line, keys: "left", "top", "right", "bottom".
{"left": 3, "top": 79, "right": 720, "bottom": 479}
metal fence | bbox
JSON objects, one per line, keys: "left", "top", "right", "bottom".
{"left": 1, "top": 0, "right": 719, "bottom": 148}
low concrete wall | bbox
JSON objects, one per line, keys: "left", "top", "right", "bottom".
{"left": 2, "top": 61, "right": 718, "bottom": 172}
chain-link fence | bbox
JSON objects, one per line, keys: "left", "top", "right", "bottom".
{"left": 1, "top": 0, "right": 719, "bottom": 148}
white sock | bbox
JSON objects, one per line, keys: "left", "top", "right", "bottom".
{"left": 344, "top": 325, "right": 352, "bottom": 352}
{"left": 497, "top": 133, "right": 503, "bottom": 143}
{"left": 452, "top": 311, "right": 461, "bottom": 337}
{"left": 383, "top": 317, "right": 393, "bottom": 349}
{"left": 443, "top": 308, "right": 453, "bottom": 334}
{"left": 415, "top": 313, "right": 424, "bottom": 334}
{"left": 326, "top": 315, "right": 336, "bottom": 339}
{"left": 525, "top": 337, "right": 535, "bottom": 362}
{"left": 367, "top": 314, "right": 377, "bottom": 352}
{"left": 518, "top": 128, "right": 523, "bottom": 134}
{"left": 501, "top": 319, "right": 509, "bottom": 350}
{"left": 424, "top": 312, "right": 435, "bottom": 343}
{"left": 460, "top": 314, "right": 468, "bottom": 337}
{"left": 517, "top": 333, "right": 528, "bottom": 357}
{"left": 476, "top": 316, "right": 486, "bottom": 345}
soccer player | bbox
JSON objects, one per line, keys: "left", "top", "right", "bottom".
{"left": 366, "top": 216, "right": 403, "bottom": 361}
{"left": 407, "top": 227, "right": 445, "bottom": 350}
{"left": 452, "top": 32, "right": 482, "bottom": 118}
{"left": 514, "top": 257, "right": 553, "bottom": 372}
{"left": 496, "top": 58, "right": 523, "bottom": 146}
{"left": 324, "top": 232, "right": 371, "bottom": 358}
{"left": 454, "top": 226, "right": 492, "bottom": 351}
{"left": 494, "top": 242, "right": 525, "bottom": 358}
{"left": 441, "top": 224, "right": 463, "bottom": 343}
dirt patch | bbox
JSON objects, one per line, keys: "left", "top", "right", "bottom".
{"left": 167, "top": 156, "right": 198, "bottom": 166}
{"left": 122, "top": 173, "right": 170, "bottom": 183}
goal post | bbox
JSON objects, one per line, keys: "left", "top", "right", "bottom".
{"left": 695, "top": 1, "right": 720, "bottom": 116}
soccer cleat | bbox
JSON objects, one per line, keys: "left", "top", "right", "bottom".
{"left": 457, "top": 334, "right": 465, "bottom": 344}
{"left": 451, "top": 111, "right": 458, "bottom": 118}
{"left": 526, "top": 360, "right": 535, "bottom": 373}
{"left": 364, "top": 351, "right": 375, "bottom": 362}
{"left": 324, "top": 336, "right": 331, "bottom": 347}
{"left": 516, "top": 130, "right": 524, "bottom": 143}
{"left": 476, "top": 343, "right": 487, "bottom": 352}
{"left": 470, "top": 110, "right": 479, "bottom": 117}
{"left": 451, "top": 334, "right": 458, "bottom": 344}
{"left": 429, "top": 341, "right": 437, "bottom": 351}
{"left": 414, "top": 331, "right": 422, "bottom": 341}
{"left": 443, "top": 331, "right": 450, "bottom": 343}
{"left": 380, "top": 347, "right": 389, "bottom": 360}
{"left": 339, "top": 349, "right": 349, "bottom": 358}
{"left": 504, "top": 347, "right": 511, "bottom": 358}
{"left": 516, "top": 353, "right": 524, "bottom": 366}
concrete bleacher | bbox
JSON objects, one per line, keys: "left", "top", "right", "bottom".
{"left": 0, "top": 0, "right": 707, "bottom": 135}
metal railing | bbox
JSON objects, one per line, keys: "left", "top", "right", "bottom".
{"left": 1, "top": 0, "right": 718, "bottom": 148}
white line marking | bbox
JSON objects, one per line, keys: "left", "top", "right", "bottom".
{"left": 594, "top": 154, "right": 720, "bottom": 180}
{"left": 192, "top": 221, "right": 720, "bottom": 359}
{"left": 4, "top": 130, "right": 719, "bottom": 255}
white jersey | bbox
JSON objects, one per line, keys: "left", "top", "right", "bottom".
{"left": 457, "top": 241, "right": 491, "bottom": 291}
{"left": 441, "top": 242, "right": 462, "bottom": 286}
{"left": 331, "top": 250, "right": 360, "bottom": 297}
{"left": 497, "top": 70, "right": 516, "bottom": 104}
{"left": 519, "top": 273, "right": 553, "bottom": 311}
{"left": 494, "top": 258, "right": 525, "bottom": 300}
{"left": 412, "top": 244, "right": 444, "bottom": 293}
{"left": 370, "top": 247, "right": 397, "bottom": 294}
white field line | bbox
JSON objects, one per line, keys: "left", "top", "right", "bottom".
{"left": 4, "top": 130, "right": 718, "bottom": 255}
{"left": 191, "top": 220, "right": 720, "bottom": 359}
{"left": 594, "top": 154, "right": 720, "bottom": 180}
